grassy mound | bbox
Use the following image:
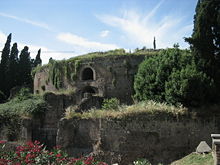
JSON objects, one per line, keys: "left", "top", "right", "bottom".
{"left": 171, "top": 153, "right": 213, "bottom": 165}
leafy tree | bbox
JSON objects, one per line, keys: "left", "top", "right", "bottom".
{"left": 134, "top": 48, "right": 192, "bottom": 103}
{"left": 0, "top": 33, "right": 11, "bottom": 94}
{"left": 134, "top": 47, "right": 216, "bottom": 106}
{"left": 33, "top": 49, "right": 42, "bottom": 67}
{"left": 7, "top": 43, "right": 19, "bottom": 92}
{"left": 18, "top": 46, "right": 32, "bottom": 86}
{"left": 165, "top": 65, "right": 216, "bottom": 106}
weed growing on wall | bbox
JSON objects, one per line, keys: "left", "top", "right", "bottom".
{"left": 102, "top": 98, "right": 120, "bottom": 110}
{"left": 47, "top": 59, "right": 82, "bottom": 89}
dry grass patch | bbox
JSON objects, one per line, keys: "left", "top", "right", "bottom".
{"left": 64, "top": 100, "right": 188, "bottom": 119}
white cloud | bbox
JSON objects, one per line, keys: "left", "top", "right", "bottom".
{"left": 0, "top": 31, "right": 7, "bottom": 48}
{"left": 0, "top": 12, "right": 51, "bottom": 31}
{"left": 57, "top": 32, "right": 119, "bottom": 51}
{"left": 18, "top": 44, "right": 77, "bottom": 64}
{"left": 100, "top": 30, "right": 110, "bottom": 38}
{"left": 0, "top": 31, "right": 75, "bottom": 64}
{"left": 97, "top": 1, "right": 192, "bottom": 48}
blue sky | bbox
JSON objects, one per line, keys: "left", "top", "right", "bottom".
{"left": 0, "top": 0, "right": 197, "bottom": 64}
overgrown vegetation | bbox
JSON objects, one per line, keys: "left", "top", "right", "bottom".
{"left": 101, "top": 98, "right": 120, "bottom": 110}
{"left": 0, "top": 88, "right": 46, "bottom": 141}
{"left": 0, "top": 88, "right": 46, "bottom": 119}
{"left": 64, "top": 100, "right": 187, "bottom": 119}
{"left": 134, "top": 47, "right": 216, "bottom": 107}
{"left": 34, "top": 48, "right": 159, "bottom": 90}
{"left": 48, "top": 59, "right": 82, "bottom": 89}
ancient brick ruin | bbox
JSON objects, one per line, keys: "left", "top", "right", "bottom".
{"left": 34, "top": 55, "right": 145, "bottom": 108}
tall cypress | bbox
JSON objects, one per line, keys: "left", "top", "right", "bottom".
{"left": 153, "top": 37, "right": 156, "bottom": 50}
{"left": 185, "top": 0, "right": 220, "bottom": 97}
{"left": 0, "top": 33, "right": 12, "bottom": 94}
{"left": 33, "top": 49, "right": 42, "bottom": 67}
{"left": 185, "top": 0, "right": 220, "bottom": 73}
{"left": 18, "top": 46, "right": 32, "bottom": 86}
{"left": 7, "top": 43, "right": 19, "bottom": 91}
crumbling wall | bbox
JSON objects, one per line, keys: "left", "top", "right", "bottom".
{"left": 22, "top": 93, "right": 75, "bottom": 148}
{"left": 57, "top": 116, "right": 219, "bottom": 165}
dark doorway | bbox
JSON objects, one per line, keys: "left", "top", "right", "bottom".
{"left": 82, "top": 86, "right": 96, "bottom": 98}
{"left": 82, "top": 68, "right": 94, "bottom": 80}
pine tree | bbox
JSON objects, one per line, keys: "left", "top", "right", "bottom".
{"left": 33, "top": 49, "right": 42, "bottom": 67}
{"left": 18, "top": 46, "right": 32, "bottom": 86}
{"left": 7, "top": 43, "right": 19, "bottom": 91}
{"left": 0, "top": 33, "right": 12, "bottom": 94}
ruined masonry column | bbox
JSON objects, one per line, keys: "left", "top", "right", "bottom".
{"left": 211, "top": 134, "right": 220, "bottom": 165}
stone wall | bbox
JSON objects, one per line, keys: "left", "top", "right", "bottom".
{"left": 57, "top": 116, "right": 219, "bottom": 165}
{"left": 211, "top": 134, "right": 220, "bottom": 165}
{"left": 34, "top": 55, "right": 145, "bottom": 104}
{"left": 24, "top": 92, "right": 75, "bottom": 148}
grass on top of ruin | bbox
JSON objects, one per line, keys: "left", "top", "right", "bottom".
{"left": 64, "top": 100, "right": 188, "bottom": 120}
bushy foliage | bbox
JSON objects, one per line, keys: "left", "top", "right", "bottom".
{"left": 102, "top": 98, "right": 120, "bottom": 110}
{"left": 134, "top": 48, "right": 216, "bottom": 106}
{"left": 0, "top": 88, "right": 46, "bottom": 118}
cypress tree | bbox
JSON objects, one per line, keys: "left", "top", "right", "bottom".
{"left": 185, "top": 0, "right": 220, "bottom": 99}
{"left": 33, "top": 49, "right": 42, "bottom": 67}
{"left": 185, "top": 0, "right": 220, "bottom": 74}
{"left": 153, "top": 37, "right": 156, "bottom": 50}
{"left": 18, "top": 46, "right": 32, "bottom": 86}
{"left": 7, "top": 43, "right": 19, "bottom": 91}
{"left": 0, "top": 33, "right": 12, "bottom": 94}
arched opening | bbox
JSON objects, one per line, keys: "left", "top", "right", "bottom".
{"left": 82, "top": 86, "right": 97, "bottom": 98}
{"left": 82, "top": 67, "right": 94, "bottom": 81}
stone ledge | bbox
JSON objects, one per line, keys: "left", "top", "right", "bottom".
{"left": 213, "top": 139, "right": 220, "bottom": 145}
{"left": 211, "top": 134, "right": 220, "bottom": 139}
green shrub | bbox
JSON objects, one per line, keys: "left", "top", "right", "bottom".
{"left": 16, "top": 88, "right": 32, "bottom": 101}
{"left": 134, "top": 48, "right": 216, "bottom": 106}
{"left": 0, "top": 90, "right": 46, "bottom": 118}
{"left": 165, "top": 65, "right": 216, "bottom": 106}
{"left": 102, "top": 98, "right": 120, "bottom": 110}
{"left": 134, "top": 48, "right": 192, "bottom": 103}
